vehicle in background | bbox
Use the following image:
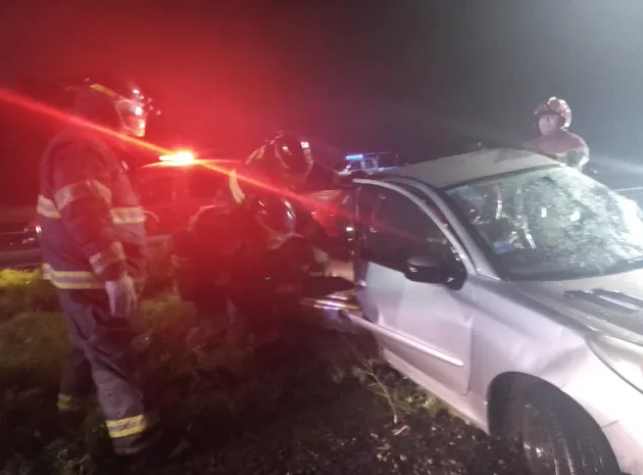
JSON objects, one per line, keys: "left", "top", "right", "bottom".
{"left": 0, "top": 210, "right": 42, "bottom": 270}
{"left": 318, "top": 148, "right": 643, "bottom": 475}
{"left": 337, "top": 152, "right": 398, "bottom": 180}
{"left": 136, "top": 150, "right": 356, "bottom": 238}
{"left": 135, "top": 153, "right": 238, "bottom": 236}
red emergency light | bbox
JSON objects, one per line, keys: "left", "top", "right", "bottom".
{"left": 159, "top": 151, "right": 196, "bottom": 164}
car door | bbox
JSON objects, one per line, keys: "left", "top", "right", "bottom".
{"left": 353, "top": 184, "right": 408, "bottom": 330}
{"left": 352, "top": 181, "right": 474, "bottom": 395}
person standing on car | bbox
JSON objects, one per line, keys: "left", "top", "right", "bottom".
{"left": 38, "top": 75, "right": 184, "bottom": 459}
{"left": 523, "top": 97, "right": 590, "bottom": 170}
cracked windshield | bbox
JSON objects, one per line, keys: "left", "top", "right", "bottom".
{"left": 447, "top": 165, "right": 643, "bottom": 280}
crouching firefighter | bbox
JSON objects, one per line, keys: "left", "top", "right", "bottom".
{"left": 218, "top": 131, "right": 331, "bottom": 267}
{"left": 38, "top": 75, "right": 185, "bottom": 458}
{"left": 175, "top": 193, "right": 312, "bottom": 347}
{"left": 219, "top": 130, "right": 314, "bottom": 208}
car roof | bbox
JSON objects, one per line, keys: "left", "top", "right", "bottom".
{"left": 387, "top": 148, "right": 557, "bottom": 189}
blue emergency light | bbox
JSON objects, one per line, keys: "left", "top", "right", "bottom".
{"left": 346, "top": 154, "right": 364, "bottom": 161}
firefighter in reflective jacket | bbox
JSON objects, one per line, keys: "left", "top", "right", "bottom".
{"left": 223, "top": 130, "right": 314, "bottom": 208}
{"left": 38, "top": 76, "right": 183, "bottom": 458}
{"left": 219, "top": 131, "right": 330, "bottom": 257}
{"left": 523, "top": 97, "right": 590, "bottom": 170}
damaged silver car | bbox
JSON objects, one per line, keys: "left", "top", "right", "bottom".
{"left": 329, "top": 148, "right": 643, "bottom": 475}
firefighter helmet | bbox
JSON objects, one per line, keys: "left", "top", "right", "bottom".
{"left": 266, "top": 131, "right": 314, "bottom": 186}
{"left": 534, "top": 97, "right": 572, "bottom": 129}
{"left": 70, "top": 75, "right": 157, "bottom": 137}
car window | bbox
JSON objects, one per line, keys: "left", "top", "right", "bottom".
{"left": 446, "top": 166, "right": 643, "bottom": 280}
{"left": 358, "top": 185, "right": 455, "bottom": 269}
{"left": 188, "top": 169, "right": 226, "bottom": 199}
{"left": 139, "top": 176, "right": 173, "bottom": 206}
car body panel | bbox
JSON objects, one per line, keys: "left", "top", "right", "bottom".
{"left": 352, "top": 180, "right": 476, "bottom": 396}
{"left": 392, "top": 277, "right": 475, "bottom": 394}
{"left": 512, "top": 269, "right": 643, "bottom": 345}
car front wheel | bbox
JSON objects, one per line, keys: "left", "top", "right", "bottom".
{"left": 506, "top": 384, "right": 620, "bottom": 475}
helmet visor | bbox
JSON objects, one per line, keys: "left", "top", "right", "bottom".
{"left": 115, "top": 98, "right": 149, "bottom": 137}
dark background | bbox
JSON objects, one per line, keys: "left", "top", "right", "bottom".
{"left": 1, "top": 0, "right": 643, "bottom": 204}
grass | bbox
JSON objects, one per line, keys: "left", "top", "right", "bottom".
{"left": 0, "top": 269, "right": 58, "bottom": 319}
{"left": 0, "top": 265, "right": 460, "bottom": 475}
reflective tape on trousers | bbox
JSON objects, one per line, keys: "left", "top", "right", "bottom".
{"left": 106, "top": 411, "right": 159, "bottom": 439}
{"left": 42, "top": 264, "right": 103, "bottom": 289}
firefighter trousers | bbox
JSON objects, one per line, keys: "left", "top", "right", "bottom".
{"left": 56, "top": 288, "right": 159, "bottom": 455}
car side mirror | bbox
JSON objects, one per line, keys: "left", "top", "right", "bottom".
{"left": 404, "top": 255, "right": 449, "bottom": 285}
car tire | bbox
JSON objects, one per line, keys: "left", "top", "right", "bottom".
{"left": 505, "top": 383, "right": 620, "bottom": 475}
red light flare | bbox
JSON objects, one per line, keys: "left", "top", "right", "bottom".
{"left": 0, "top": 86, "right": 414, "bottom": 243}
{"left": 0, "top": 86, "right": 322, "bottom": 209}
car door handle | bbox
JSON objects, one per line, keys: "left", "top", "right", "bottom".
{"left": 356, "top": 279, "right": 367, "bottom": 289}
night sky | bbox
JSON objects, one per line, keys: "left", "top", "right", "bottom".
{"left": 1, "top": 0, "right": 643, "bottom": 204}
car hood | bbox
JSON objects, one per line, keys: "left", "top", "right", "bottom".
{"left": 513, "top": 269, "right": 643, "bottom": 345}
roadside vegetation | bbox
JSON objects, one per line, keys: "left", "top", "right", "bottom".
{"left": 0, "top": 249, "right": 527, "bottom": 475}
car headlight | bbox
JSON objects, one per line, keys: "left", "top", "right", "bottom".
{"left": 587, "top": 333, "right": 643, "bottom": 393}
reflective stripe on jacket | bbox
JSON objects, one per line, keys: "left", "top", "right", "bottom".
{"left": 38, "top": 130, "right": 146, "bottom": 289}
{"left": 226, "top": 141, "right": 291, "bottom": 206}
